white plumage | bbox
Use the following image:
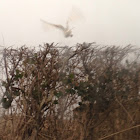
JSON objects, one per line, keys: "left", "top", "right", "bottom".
{"left": 40, "top": 7, "right": 84, "bottom": 38}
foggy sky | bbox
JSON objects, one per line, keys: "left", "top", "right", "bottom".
{"left": 0, "top": 0, "right": 140, "bottom": 47}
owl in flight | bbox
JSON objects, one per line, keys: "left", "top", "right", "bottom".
{"left": 40, "top": 7, "right": 84, "bottom": 38}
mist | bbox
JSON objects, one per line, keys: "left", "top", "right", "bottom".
{"left": 0, "top": 0, "right": 140, "bottom": 47}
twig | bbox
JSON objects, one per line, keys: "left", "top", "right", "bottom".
{"left": 115, "top": 96, "right": 135, "bottom": 125}
{"left": 99, "top": 124, "right": 140, "bottom": 140}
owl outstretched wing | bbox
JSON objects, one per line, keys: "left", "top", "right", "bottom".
{"left": 67, "top": 6, "right": 85, "bottom": 24}
{"left": 40, "top": 19, "right": 65, "bottom": 32}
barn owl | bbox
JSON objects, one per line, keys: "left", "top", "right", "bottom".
{"left": 40, "top": 19, "right": 73, "bottom": 38}
{"left": 40, "top": 7, "right": 84, "bottom": 38}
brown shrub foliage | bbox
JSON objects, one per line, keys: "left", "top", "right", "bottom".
{"left": 0, "top": 43, "right": 140, "bottom": 140}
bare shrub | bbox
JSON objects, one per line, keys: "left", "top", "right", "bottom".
{"left": 0, "top": 43, "right": 140, "bottom": 140}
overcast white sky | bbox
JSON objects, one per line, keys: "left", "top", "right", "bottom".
{"left": 0, "top": 0, "right": 140, "bottom": 47}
